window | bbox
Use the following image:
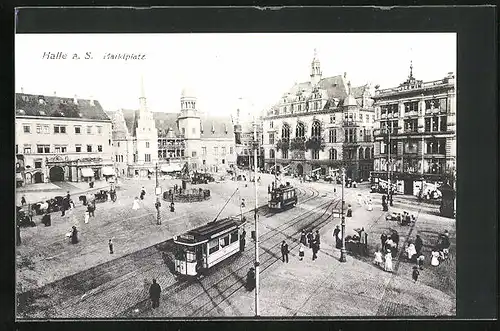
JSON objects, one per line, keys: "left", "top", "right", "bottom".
{"left": 202, "top": 147, "right": 207, "bottom": 156}
{"left": 145, "top": 154, "right": 151, "bottom": 162}
{"left": 116, "top": 155, "right": 119, "bottom": 162}
{"left": 23, "top": 124, "right": 31, "bottom": 133}
{"left": 358, "top": 148, "right": 364, "bottom": 160}
{"left": 34, "top": 161, "right": 42, "bottom": 169}
{"left": 192, "top": 151, "right": 197, "bottom": 157}
{"left": 270, "top": 149, "right": 275, "bottom": 158}
{"left": 134, "top": 154, "right": 138, "bottom": 162}
{"left": 182, "top": 128, "right": 186, "bottom": 136}
{"left": 24, "top": 146, "right": 31, "bottom": 154}
{"left": 440, "top": 116, "right": 447, "bottom": 131}
{"left": 432, "top": 117, "right": 439, "bottom": 132}
{"left": 269, "top": 133, "right": 275, "bottom": 145}
{"left": 296, "top": 122, "right": 305, "bottom": 138}
{"left": 53, "top": 125, "right": 66, "bottom": 134}
{"left": 270, "top": 121, "right": 274, "bottom": 128}
{"left": 345, "top": 128, "right": 356, "bottom": 143}
{"left": 282, "top": 150, "right": 288, "bottom": 159}
{"left": 365, "top": 148, "right": 371, "bottom": 159}
{"left": 312, "top": 150, "right": 319, "bottom": 159}
{"left": 75, "top": 145, "right": 82, "bottom": 153}
{"left": 405, "top": 101, "right": 419, "bottom": 112}
{"left": 75, "top": 126, "right": 81, "bottom": 134}
{"left": 209, "top": 238, "right": 219, "bottom": 254}
{"left": 404, "top": 141, "right": 418, "bottom": 154}
{"left": 43, "top": 125, "right": 49, "bottom": 134}
{"left": 230, "top": 230, "right": 238, "bottom": 243}
{"left": 54, "top": 146, "right": 67, "bottom": 153}
{"left": 330, "top": 115, "right": 335, "bottom": 124}
{"left": 120, "top": 155, "right": 123, "bottom": 162}
{"left": 427, "top": 139, "right": 446, "bottom": 154}
{"left": 37, "top": 145, "right": 50, "bottom": 153}
{"left": 222, "top": 159, "right": 225, "bottom": 164}
{"left": 404, "top": 119, "right": 418, "bottom": 133}
{"left": 98, "top": 145, "right": 103, "bottom": 152}
{"left": 214, "top": 147, "right": 218, "bottom": 155}
{"left": 328, "top": 129, "right": 336, "bottom": 143}
{"left": 311, "top": 121, "right": 321, "bottom": 137}
{"left": 16, "top": 144, "right": 18, "bottom": 154}
{"left": 36, "top": 125, "right": 42, "bottom": 134}
{"left": 229, "top": 147, "right": 233, "bottom": 154}
{"left": 117, "top": 142, "right": 120, "bottom": 147}
{"left": 222, "top": 147, "right": 226, "bottom": 155}
{"left": 97, "top": 126, "right": 102, "bottom": 134}
{"left": 146, "top": 142, "right": 150, "bottom": 148}
{"left": 87, "top": 145, "right": 92, "bottom": 152}
{"left": 87, "top": 126, "right": 92, "bottom": 134}
{"left": 282, "top": 124, "right": 290, "bottom": 140}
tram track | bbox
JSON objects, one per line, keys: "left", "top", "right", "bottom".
{"left": 18, "top": 183, "right": 321, "bottom": 318}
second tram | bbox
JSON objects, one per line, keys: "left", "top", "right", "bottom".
{"left": 268, "top": 182, "right": 297, "bottom": 211}
{"left": 173, "top": 216, "right": 246, "bottom": 276}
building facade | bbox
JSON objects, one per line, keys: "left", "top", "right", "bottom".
{"left": 15, "top": 93, "right": 113, "bottom": 186}
{"left": 109, "top": 81, "right": 236, "bottom": 177}
{"left": 261, "top": 50, "right": 376, "bottom": 180}
{"left": 371, "top": 66, "right": 456, "bottom": 195}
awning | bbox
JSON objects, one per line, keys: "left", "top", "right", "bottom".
{"left": 161, "top": 163, "right": 183, "bottom": 173}
{"left": 81, "top": 168, "right": 94, "bottom": 177}
{"left": 102, "top": 166, "right": 115, "bottom": 176}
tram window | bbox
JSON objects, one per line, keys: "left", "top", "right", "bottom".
{"left": 230, "top": 230, "right": 238, "bottom": 243}
{"left": 186, "top": 249, "right": 196, "bottom": 263}
{"left": 219, "top": 235, "right": 230, "bottom": 248}
{"left": 175, "top": 250, "right": 185, "bottom": 261}
{"left": 209, "top": 238, "right": 219, "bottom": 254}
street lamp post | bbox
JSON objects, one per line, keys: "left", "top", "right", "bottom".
{"left": 253, "top": 121, "right": 260, "bottom": 317}
{"left": 387, "top": 128, "right": 391, "bottom": 201}
{"left": 339, "top": 167, "right": 347, "bottom": 263}
{"left": 155, "top": 162, "right": 161, "bottom": 225}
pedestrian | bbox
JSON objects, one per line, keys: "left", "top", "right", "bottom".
{"left": 431, "top": 248, "right": 440, "bottom": 267}
{"left": 132, "top": 197, "right": 140, "bottom": 210}
{"left": 312, "top": 239, "right": 319, "bottom": 261}
{"left": 412, "top": 266, "right": 420, "bottom": 282}
{"left": 333, "top": 225, "right": 341, "bottom": 249}
{"left": 87, "top": 204, "right": 93, "bottom": 218}
{"left": 281, "top": 241, "right": 289, "bottom": 263}
{"left": 406, "top": 241, "right": 417, "bottom": 261}
{"left": 367, "top": 198, "right": 373, "bottom": 211}
{"left": 373, "top": 248, "right": 383, "bottom": 268}
{"left": 84, "top": 210, "right": 90, "bottom": 224}
{"left": 359, "top": 227, "right": 367, "bottom": 256}
{"left": 415, "top": 234, "right": 423, "bottom": 256}
{"left": 384, "top": 249, "right": 393, "bottom": 272}
{"left": 21, "top": 195, "right": 26, "bottom": 206}
{"left": 380, "top": 232, "right": 388, "bottom": 251}
{"left": 298, "top": 243, "right": 305, "bottom": 261}
{"left": 300, "top": 230, "right": 307, "bottom": 246}
{"left": 42, "top": 212, "right": 51, "bottom": 227}
{"left": 241, "top": 198, "right": 245, "bottom": 208}
{"left": 314, "top": 230, "right": 320, "bottom": 249}
{"left": 170, "top": 201, "right": 175, "bottom": 212}
{"left": 391, "top": 230, "right": 400, "bottom": 249}
{"left": 149, "top": 278, "right": 161, "bottom": 309}
{"left": 417, "top": 254, "right": 425, "bottom": 270}
{"left": 307, "top": 231, "right": 313, "bottom": 248}
{"left": 16, "top": 223, "right": 21, "bottom": 246}
{"left": 240, "top": 230, "right": 246, "bottom": 252}
{"left": 109, "top": 239, "right": 114, "bottom": 254}
{"left": 70, "top": 226, "right": 78, "bottom": 244}
{"left": 61, "top": 201, "right": 67, "bottom": 217}
{"left": 246, "top": 267, "right": 256, "bottom": 291}
{"left": 140, "top": 187, "right": 146, "bottom": 200}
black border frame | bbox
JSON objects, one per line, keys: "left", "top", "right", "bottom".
{"left": 1, "top": 4, "right": 497, "bottom": 330}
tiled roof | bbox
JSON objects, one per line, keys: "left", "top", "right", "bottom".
{"left": 108, "top": 110, "right": 130, "bottom": 140}
{"left": 200, "top": 113, "right": 235, "bottom": 139}
{"left": 15, "top": 93, "right": 110, "bottom": 121}
{"left": 154, "top": 112, "right": 181, "bottom": 137}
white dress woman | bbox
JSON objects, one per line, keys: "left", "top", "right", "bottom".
{"left": 132, "top": 197, "right": 140, "bottom": 210}
{"left": 367, "top": 198, "right": 373, "bottom": 211}
{"left": 431, "top": 250, "right": 440, "bottom": 266}
{"left": 406, "top": 243, "right": 417, "bottom": 260}
{"left": 84, "top": 210, "right": 90, "bottom": 224}
{"left": 384, "top": 250, "right": 393, "bottom": 272}
{"left": 373, "top": 250, "right": 383, "bottom": 267}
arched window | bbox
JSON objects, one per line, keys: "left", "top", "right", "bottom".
{"left": 311, "top": 121, "right": 321, "bottom": 137}
{"left": 365, "top": 147, "right": 370, "bottom": 159}
{"left": 270, "top": 149, "right": 275, "bottom": 158}
{"left": 296, "top": 122, "right": 305, "bottom": 138}
{"left": 371, "top": 148, "right": 374, "bottom": 159}
{"left": 329, "top": 149, "right": 337, "bottom": 160}
{"left": 284, "top": 106, "right": 287, "bottom": 113}
{"left": 282, "top": 123, "right": 290, "bottom": 139}
{"left": 358, "top": 148, "right": 364, "bottom": 160}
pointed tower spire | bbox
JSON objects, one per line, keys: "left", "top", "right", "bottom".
{"left": 310, "top": 48, "right": 322, "bottom": 86}
{"left": 409, "top": 60, "right": 414, "bottom": 80}
{"left": 139, "top": 74, "right": 148, "bottom": 113}
{"left": 140, "top": 74, "right": 146, "bottom": 99}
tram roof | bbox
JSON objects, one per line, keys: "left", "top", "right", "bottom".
{"left": 176, "top": 217, "right": 244, "bottom": 244}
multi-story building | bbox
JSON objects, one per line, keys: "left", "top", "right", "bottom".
{"left": 371, "top": 65, "right": 456, "bottom": 195}
{"left": 109, "top": 80, "right": 236, "bottom": 177}
{"left": 15, "top": 92, "right": 113, "bottom": 186}
{"left": 232, "top": 103, "right": 264, "bottom": 169}
{"left": 261, "top": 50, "right": 376, "bottom": 180}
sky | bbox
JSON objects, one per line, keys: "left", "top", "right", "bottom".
{"left": 15, "top": 33, "right": 456, "bottom": 117}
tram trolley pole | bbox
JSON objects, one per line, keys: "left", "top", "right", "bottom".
{"left": 253, "top": 121, "right": 260, "bottom": 317}
{"left": 155, "top": 163, "right": 161, "bottom": 225}
{"left": 340, "top": 167, "right": 347, "bottom": 262}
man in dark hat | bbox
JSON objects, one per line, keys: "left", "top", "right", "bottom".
{"left": 70, "top": 226, "right": 78, "bottom": 244}
{"left": 240, "top": 229, "right": 246, "bottom": 252}
{"left": 281, "top": 241, "right": 289, "bottom": 263}
{"left": 306, "top": 231, "right": 313, "bottom": 249}
{"left": 415, "top": 234, "right": 423, "bottom": 256}
{"left": 41, "top": 211, "right": 51, "bottom": 227}
{"left": 16, "top": 223, "right": 21, "bottom": 246}
{"left": 300, "top": 230, "right": 307, "bottom": 246}
{"left": 149, "top": 278, "right": 161, "bottom": 309}
{"left": 314, "top": 230, "right": 321, "bottom": 250}
{"left": 246, "top": 267, "right": 256, "bottom": 291}
{"left": 21, "top": 195, "right": 26, "bottom": 206}
{"left": 380, "top": 232, "right": 388, "bottom": 251}
{"left": 333, "top": 225, "right": 341, "bottom": 249}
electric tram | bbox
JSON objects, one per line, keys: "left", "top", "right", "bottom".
{"left": 173, "top": 216, "right": 246, "bottom": 276}
{"left": 268, "top": 182, "right": 297, "bottom": 211}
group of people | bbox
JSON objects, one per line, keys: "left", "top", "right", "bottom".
{"left": 299, "top": 229, "right": 321, "bottom": 261}
{"left": 381, "top": 192, "right": 394, "bottom": 211}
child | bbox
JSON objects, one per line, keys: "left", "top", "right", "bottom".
{"left": 298, "top": 244, "right": 304, "bottom": 261}
{"left": 84, "top": 210, "right": 90, "bottom": 224}
{"left": 412, "top": 266, "right": 420, "bottom": 282}
{"left": 109, "top": 239, "right": 114, "bottom": 254}
{"left": 417, "top": 254, "right": 425, "bottom": 270}
{"left": 373, "top": 249, "right": 383, "bottom": 268}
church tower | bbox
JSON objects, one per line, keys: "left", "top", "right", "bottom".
{"left": 310, "top": 48, "right": 322, "bottom": 86}
{"left": 135, "top": 75, "right": 158, "bottom": 165}
{"left": 177, "top": 87, "right": 201, "bottom": 170}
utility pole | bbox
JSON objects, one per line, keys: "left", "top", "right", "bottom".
{"left": 253, "top": 121, "right": 260, "bottom": 317}
{"left": 274, "top": 146, "right": 277, "bottom": 189}
{"left": 421, "top": 135, "right": 425, "bottom": 197}
{"left": 340, "top": 167, "right": 347, "bottom": 263}
{"left": 387, "top": 128, "right": 391, "bottom": 201}
{"left": 155, "top": 162, "right": 161, "bottom": 225}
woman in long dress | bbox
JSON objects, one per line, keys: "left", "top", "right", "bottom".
{"left": 367, "top": 198, "right": 373, "bottom": 211}
{"left": 406, "top": 241, "right": 417, "bottom": 261}
{"left": 132, "top": 197, "right": 140, "bottom": 210}
{"left": 384, "top": 250, "right": 393, "bottom": 272}
{"left": 431, "top": 249, "right": 440, "bottom": 266}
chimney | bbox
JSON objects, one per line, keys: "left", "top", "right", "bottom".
{"left": 74, "top": 94, "right": 78, "bottom": 105}
{"left": 21, "top": 87, "right": 24, "bottom": 93}
{"left": 89, "top": 96, "right": 95, "bottom": 106}
{"left": 54, "top": 91, "right": 57, "bottom": 96}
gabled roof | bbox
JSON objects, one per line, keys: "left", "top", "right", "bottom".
{"left": 200, "top": 114, "right": 234, "bottom": 139}
{"left": 15, "top": 93, "right": 110, "bottom": 121}
{"left": 154, "top": 112, "right": 181, "bottom": 137}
